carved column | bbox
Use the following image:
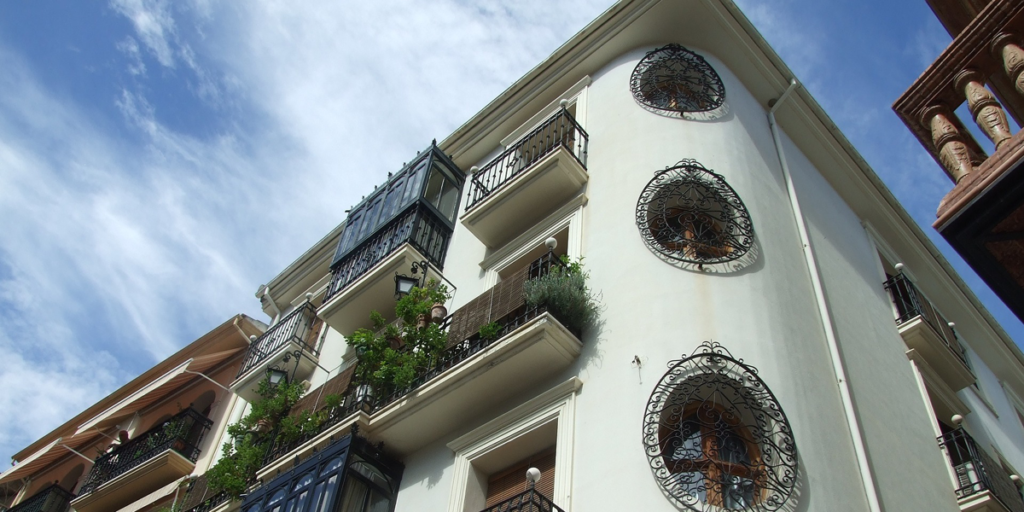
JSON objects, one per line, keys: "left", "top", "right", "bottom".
{"left": 921, "top": 104, "right": 974, "bottom": 182}
{"left": 954, "top": 69, "right": 1012, "bottom": 150}
{"left": 992, "top": 33, "right": 1024, "bottom": 97}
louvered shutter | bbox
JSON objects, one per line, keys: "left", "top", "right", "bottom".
{"left": 484, "top": 449, "right": 556, "bottom": 507}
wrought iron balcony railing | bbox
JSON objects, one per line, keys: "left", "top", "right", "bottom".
{"left": 324, "top": 203, "right": 452, "bottom": 302}
{"left": 939, "top": 429, "right": 1024, "bottom": 512}
{"left": 372, "top": 252, "right": 569, "bottom": 409}
{"left": 255, "top": 253, "right": 574, "bottom": 473}
{"left": 480, "top": 487, "right": 566, "bottom": 512}
{"left": 78, "top": 408, "right": 212, "bottom": 496}
{"left": 7, "top": 484, "right": 74, "bottom": 512}
{"left": 883, "top": 273, "right": 970, "bottom": 368}
{"left": 237, "top": 301, "right": 319, "bottom": 378}
{"left": 466, "top": 107, "right": 588, "bottom": 211}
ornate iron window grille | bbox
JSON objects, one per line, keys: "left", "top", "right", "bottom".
{"left": 78, "top": 408, "right": 212, "bottom": 496}
{"left": 939, "top": 429, "right": 1024, "bottom": 512}
{"left": 642, "top": 341, "right": 798, "bottom": 511}
{"left": 466, "top": 106, "right": 588, "bottom": 212}
{"left": 237, "top": 301, "right": 319, "bottom": 378}
{"left": 7, "top": 484, "right": 74, "bottom": 512}
{"left": 479, "top": 487, "right": 566, "bottom": 512}
{"left": 630, "top": 44, "right": 725, "bottom": 113}
{"left": 636, "top": 160, "right": 754, "bottom": 266}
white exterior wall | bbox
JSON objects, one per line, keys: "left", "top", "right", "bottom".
{"left": 376, "top": 47, "right": 967, "bottom": 512}
{"left": 252, "top": 8, "right": 1024, "bottom": 509}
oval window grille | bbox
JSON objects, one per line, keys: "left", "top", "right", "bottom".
{"left": 642, "top": 341, "right": 798, "bottom": 511}
{"left": 636, "top": 160, "right": 754, "bottom": 265}
{"left": 630, "top": 44, "right": 726, "bottom": 113}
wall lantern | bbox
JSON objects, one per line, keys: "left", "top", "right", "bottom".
{"left": 394, "top": 260, "right": 429, "bottom": 299}
{"left": 266, "top": 366, "right": 289, "bottom": 388}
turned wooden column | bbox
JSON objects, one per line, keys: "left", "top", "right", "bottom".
{"left": 954, "top": 69, "right": 1012, "bottom": 150}
{"left": 992, "top": 32, "right": 1024, "bottom": 97}
{"left": 921, "top": 104, "right": 974, "bottom": 182}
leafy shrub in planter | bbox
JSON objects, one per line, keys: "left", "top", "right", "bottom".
{"left": 348, "top": 281, "right": 451, "bottom": 395}
{"left": 206, "top": 379, "right": 305, "bottom": 499}
{"left": 523, "top": 257, "right": 599, "bottom": 335}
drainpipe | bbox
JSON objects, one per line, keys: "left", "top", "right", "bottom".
{"left": 768, "top": 78, "right": 883, "bottom": 512}
{"left": 259, "top": 285, "right": 282, "bottom": 326}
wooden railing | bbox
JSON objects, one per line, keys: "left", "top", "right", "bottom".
{"left": 893, "top": 1, "right": 1024, "bottom": 203}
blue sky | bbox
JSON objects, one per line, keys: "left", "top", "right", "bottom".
{"left": 0, "top": 0, "right": 1014, "bottom": 468}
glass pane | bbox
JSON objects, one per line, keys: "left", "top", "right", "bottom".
{"left": 404, "top": 159, "right": 429, "bottom": 205}
{"left": 382, "top": 177, "right": 406, "bottom": 221}
{"left": 438, "top": 178, "right": 459, "bottom": 220}
{"left": 295, "top": 472, "right": 315, "bottom": 491}
{"left": 359, "top": 197, "right": 385, "bottom": 241}
{"left": 366, "top": 489, "right": 390, "bottom": 512}
{"left": 321, "top": 456, "right": 344, "bottom": 476}
{"left": 720, "top": 475, "right": 755, "bottom": 510}
{"left": 338, "top": 477, "right": 369, "bottom": 512}
{"left": 349, "top": 461, "right": 392, "bottom": 493}
{"left": 423, "top": 168, "right": 444, "bottom": 206}
{"left": 315, "top": 475, "right": 339, "bottom": 512}
{"left": 337, "top": 212, "right": 363, "bottom": 256}
{"left": 268, "top": 489, "right": 288, "bottom": 505}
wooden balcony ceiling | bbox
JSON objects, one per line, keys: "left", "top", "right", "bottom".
{"left": 926, "top": 0, "right": 991, "bottom": 36}
{"left": 939, "top": 150, "right": 1024, "bottom": 323}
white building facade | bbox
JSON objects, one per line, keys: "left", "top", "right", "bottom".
{"left": 222, "top": 1, "right": 1024, "bottom": 512}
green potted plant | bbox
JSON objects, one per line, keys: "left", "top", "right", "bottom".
{"left": 523, "top": 256, "right": 599, "bottom": 335}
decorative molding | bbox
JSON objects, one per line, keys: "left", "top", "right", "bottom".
{"left": 446, "top": 377, "right": 582, "bottom": 512}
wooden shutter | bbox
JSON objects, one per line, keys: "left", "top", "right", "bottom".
{"left": 446, "top": 264, "right": 531, "bottom": 348}
{"left": 288, "top": 364, "right": 357, "bottom": 418}
{"left": 484, "top": 448, "right": 556, "bottom": 507}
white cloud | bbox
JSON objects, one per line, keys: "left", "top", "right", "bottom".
{"left": 110, "top": 0, "right": 177, "bottom": 68}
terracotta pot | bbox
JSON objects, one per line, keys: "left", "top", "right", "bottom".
{"left": 255, "top": 418, "right": 272, "bottom": 433}
{"left": 388, "top": 335, "right": 404, "bottom": 350}
{"left": 431, "top": 303, "right": 447, "bottom": 324}
{"left": 417, "top": 314, "right": 429, "bottom": 330}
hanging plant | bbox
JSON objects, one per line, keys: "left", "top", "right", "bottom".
{"left": 348, "top": 281, "right": 451, "bottom": 396}
{"left": 206, "top": 378, "right": 305, "bottom": 499}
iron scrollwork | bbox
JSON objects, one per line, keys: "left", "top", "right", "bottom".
{"left": 636, "top": 160, "right": 754, "bottom": 266}
{"left": 631, "top": 44, "right": 726, "bottom": 113}
{"left": 642, "top": 341, "right": 798, "bottom": 511}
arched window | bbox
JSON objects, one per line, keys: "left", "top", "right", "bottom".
{"left": 630, "top": 44, "right": 725, "bottom": 113}
{"left": 636, "top": 160, "right": 754, "bottom": 265}
{"left": 643, "top": 342, "right": 797, "bottom": 511}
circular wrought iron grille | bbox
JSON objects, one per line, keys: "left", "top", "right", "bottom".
{"left": 642, "top": 342, "right": 798, "bottom": 511}
{"left": 636, "top": 160, "right": 754, "bottom": 265}
{"left": 630, "top": 44, "right": 725, "bottom": 113}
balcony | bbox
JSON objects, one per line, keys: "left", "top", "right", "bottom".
{"left": 884, "top": 273, "right": 975, "bottom": 391}
{"left": 481, "top": 487, "right": 566, "bottom": 512}
{"left": 71, "top": 408, "right": 211, "bottom": 512}
{"left": 892, "top": 0, "right": 1024, "bottom": 322}
{"left": 231, "top": 301, "right": 320, "bottom": 403}
{"left": 319, "top": 203, "right": 453, "bottom": 336}
{"left": 939, "top": 429, "right": 1024, "bottom": 512}
{"left": 256, "top": 254, "right": 583, "bottom": 469}
{"left": 7, "top": 484, "right": 73, "bottom": 512}
{"left": 462, "top": 107, "right": 588, "bottom": 248}
{"left": 363, "top": 253, "right": 582, "bottom": 455}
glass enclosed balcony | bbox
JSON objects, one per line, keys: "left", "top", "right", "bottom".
{"left": 319, "top": 142, "right": 464, "bottom": 336}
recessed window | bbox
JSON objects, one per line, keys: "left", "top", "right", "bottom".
{"left": 631, "top": 44, "right": 725, "bottom": 113}
{"left": 636, "top": 160, "right": 754, "bottom": 265}
{"left": 643, "top": 342, "right": 798, "bottom": 511}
